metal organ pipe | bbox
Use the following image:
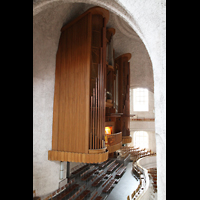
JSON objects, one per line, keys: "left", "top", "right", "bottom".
{"left": 89, "top": 51, "right": 105, "bottom": 150}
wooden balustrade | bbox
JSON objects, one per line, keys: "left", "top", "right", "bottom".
{"left": 106, "top": 132, "right": 122, "bottom": 146}
{"left": 105, "top": 132, "right": 122, "bottom": 153}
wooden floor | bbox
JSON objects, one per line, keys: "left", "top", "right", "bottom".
{"left": 51, "top": 158, "right": 137, "bottom": 200}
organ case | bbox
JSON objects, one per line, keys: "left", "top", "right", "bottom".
{"left": 115, "top": 53, "right": 132, "bottom": 143}
{"left": 48, "top": 6, "right": 109, "bottom": 163}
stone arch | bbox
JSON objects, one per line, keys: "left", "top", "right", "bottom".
{"left": 33, "top": 0, "right": 149, "bottom": 57}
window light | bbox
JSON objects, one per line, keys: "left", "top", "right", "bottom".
{"left": 133, "top": 88, "right": 149, "bottom": 111}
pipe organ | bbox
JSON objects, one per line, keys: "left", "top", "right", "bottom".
{"left": 48, "top": 6, "right": 132, "bottom": 164}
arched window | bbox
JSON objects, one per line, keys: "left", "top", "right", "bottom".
{"left": 133, "top": 88, "right": 149, "bottom": 111}
{"left": 133, "top": 131, "right": 148, "bottom": 149}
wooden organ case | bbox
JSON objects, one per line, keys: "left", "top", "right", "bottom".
{"left": 115, "top": 53, "right": 132, "bottom": 144}
{"left": 105, "top": 53, "right": 132, "bottom": 154}
{"left": 48, "top": 7, "right": 109, "bottom": 163}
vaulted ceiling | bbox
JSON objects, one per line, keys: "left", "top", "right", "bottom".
{"left": 33, "top": 2, "right": 154, "bottom": 92}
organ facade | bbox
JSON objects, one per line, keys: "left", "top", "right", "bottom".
{"left": 48, "top": 6, "right": 132, "bottom": 163}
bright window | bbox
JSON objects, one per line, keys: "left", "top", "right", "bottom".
{"left": 133, "top": 88, "right": 149, "bottom": 111}
{"left": 133, "top": 131, "right": 148, "bottom": 149}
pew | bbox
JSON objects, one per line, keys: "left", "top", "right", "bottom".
{"left": 75, "top": 190, "right": 90, "bottom": 200}
{"left": 98, "top": 159, "right": 111, "bottom": 169}
{"left": 94, "top": 196, "right": 103, "bottom": 200}
{"left": 92, "top": 174, "right": 106, "bottom": 187}
{"left": 81, "top": 169, "right": 97, "bottom": 181}
{"left": 90, "top": 191, "right": 98, "bottom": 200}
{"left": 71, "top": 164, "right": 89, "bottom": 176}
{"left": 115, "top": 166, "right": 126, "bottom": 178}
{"left": 148, "top": 167, "right": 157, "bottom": 194}
{"left": 53, "top": 184, "right": 79, "bottom": 200}
{"left": 102, "top": 179, "right": 115, "bottom": 193}
{"left": 107, "top": 163, "right": 119, "bottom": 174}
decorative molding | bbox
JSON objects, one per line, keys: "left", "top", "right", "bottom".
{"left": 48, "top": 150, "right": 108, "bottom": 163}
{"left": 122, "top": 135, "right": 132, "bottom": 144}
{"left": 106, "top": 142, "right": 122, "bottom": 153}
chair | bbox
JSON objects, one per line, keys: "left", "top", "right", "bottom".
{"left": 131, "top": 190, "right": 135, "bottom": 198}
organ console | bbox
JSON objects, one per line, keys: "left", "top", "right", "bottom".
{"left": 48, "top": 6, "right": 132, "bottom": 164}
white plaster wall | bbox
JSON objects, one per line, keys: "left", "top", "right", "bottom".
{"left": 33, "top": 3, "right": 90, "bottom": 196}
{"left": 33, "top": 0, "right": 166, "bottom": 199}
{"left": 33, "top": 8, "right": 60, "bottom": 195}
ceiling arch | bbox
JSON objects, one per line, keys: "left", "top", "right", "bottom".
{"left": 33, "top": 0, "right": 154, "bottom": 92}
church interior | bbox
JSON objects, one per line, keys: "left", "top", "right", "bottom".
{"left": 33, "top": 1, "right": 165, "bottom": 200}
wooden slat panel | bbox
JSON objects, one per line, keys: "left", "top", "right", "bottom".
{"left": 49, "top": 150, "right": 109, "bottom": 163}
{"left": 52, "top": 30, "right": 63, "bottom": 150}
{"left": 60, "top": 151, "right": 65, "bottom": 161}
{"left": 64, "top": 151, "right": 68, "bottom": 161}
{"left": 53, "top": 13, "right": 91, "bottom": 154}
{"left": 51, "top": 7, "right": 110, "bottom": 157}
{"left": 48, "top": 150, "right": 52, "bottom": 160}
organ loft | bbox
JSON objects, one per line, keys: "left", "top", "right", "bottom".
{"left": 34, "top": 5, "right": 158, "bottom": 200}
{"left": 48, "top": 6, "right": 132, "bottom": 163}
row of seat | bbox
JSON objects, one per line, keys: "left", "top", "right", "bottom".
{"left": 81, "top": 169, "right": 97, "bottom": 181}
{"left": 115, "top": 166, "right": 126, "bottom": 179}
{"left": 91, "top": 170, "right": 104, "bottom": 183}
{"left": 98, "top": 159, "right": 112, "bottom": 169}
{"left": 67, "top": 184, "right": 87, "bottom": 200}
{"left": 71, "top": 164, "right": 89, "bottom": 176}
{"left": 89, "top": 191, "right": 105, "bottom": 200}
{"left": 94, "top": 196, "right": 103, "bottom": 200}
{"left": 92, "top": 173, "right": 106, "bottom": 187}
{"left": 102, "top": 178, "right": 115, "bottom": 193}
{"left": 80, "top": 166, "right": 95, "bottom": 178}
{"left": 74, "top": 189, "right": 91, "bottom": 200}
{"left": 107, "top": 162, "right": 119, "bottom": 174}
{"left": 128, "top": 177, "right": 144, "bottom": 200}
{"left": 37, "top": 158, "right": 126, "bottom": 200}
{"left": 104, "top": 160, "right": 116, "bottom": 171}
{"left": 132, "top": 166, "right": 141, "bottom": 180}
{"left": 52, "top": 183, "right": 79, "bottom": 200}
{"left": 120, "top": 146, "right": 156, "bottom": 163}
{"left": 40, "top": 178, "right": 76, "bottom": 200}
{"left": 55, "top": 160, "right": 125, "bottom": 199}
{"left": 148, "top": 168, "right": 157, "bottom": 193}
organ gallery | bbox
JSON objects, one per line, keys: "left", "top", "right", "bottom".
{"left": 33, "top": 4, "right": 160, "bottom": 200}
{"left": 48, "top": 6, "right": 132, "bottom": 163}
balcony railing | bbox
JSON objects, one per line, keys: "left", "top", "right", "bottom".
{"left": 105, "top": 132, "right": 122, "bottom": 146}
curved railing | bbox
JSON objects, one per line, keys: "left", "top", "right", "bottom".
{"left": 105, "top": 132, "right": 122, "bottom": 146}
{"left": 129, "top": 155, "right": 156, "bottom": 200}
{"left": 105, "top": 132, "right": 122, "bottom": 153}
